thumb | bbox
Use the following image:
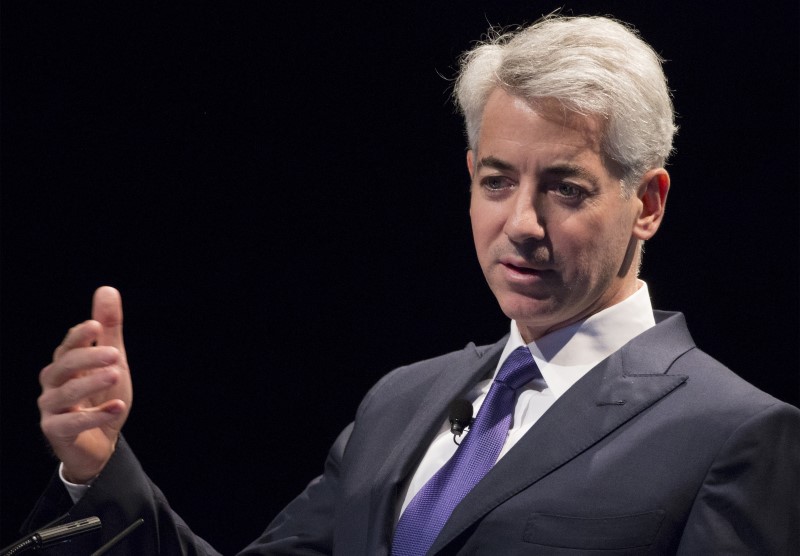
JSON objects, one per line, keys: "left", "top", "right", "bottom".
{"left": 92, "top": 286, "right": 125, "bottom": 353}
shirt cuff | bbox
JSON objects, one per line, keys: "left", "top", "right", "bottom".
{"left": 58, "top": 462, "right": 92, "bottom": 504}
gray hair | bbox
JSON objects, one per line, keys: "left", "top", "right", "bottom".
{"left": 454, "top": 15, "right": 677, "bottom": 193}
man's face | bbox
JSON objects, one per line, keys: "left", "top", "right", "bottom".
{"left": 469, "top": 89, "right": 644, "bottom": 342}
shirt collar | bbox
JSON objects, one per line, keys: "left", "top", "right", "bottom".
{"left": 496, "top": 281, "right": 656, "bottom": 399}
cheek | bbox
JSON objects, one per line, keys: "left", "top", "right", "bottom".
{"left": 471, "top": 226, "right": 494, "bottom": 272}
{"left": 470, "top": 203, "right": 501, "bottom": 248}
{"left": 565, "top": 219, "right": 631, "bottom": 280}
{"left": 554, "top": 221, "right": 612, "bottom": 275}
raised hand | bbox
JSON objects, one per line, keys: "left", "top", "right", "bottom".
{"left": 38, "top": 286, "right": 133, "bottom": 483}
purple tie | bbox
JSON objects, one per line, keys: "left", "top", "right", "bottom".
{"left": 391, "top": 346, "right": 540, "bottom": 556}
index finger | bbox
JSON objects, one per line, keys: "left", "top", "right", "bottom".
{"left": 92, "top": 286, "right": 125, "bottom": 353}
{"left": 53, "top": 320, "right": 102, "bottom": 361}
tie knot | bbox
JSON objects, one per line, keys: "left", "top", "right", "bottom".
{"left": 495, "top": 346, "right": 540, "bottom": 390}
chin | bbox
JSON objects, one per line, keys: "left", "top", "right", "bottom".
{"left": 497, "top": 292, "right": 560, "bottom": 326}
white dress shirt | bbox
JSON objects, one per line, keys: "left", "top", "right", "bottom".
{"left": 397, "top": 282, "right": 656, "bottom": 518}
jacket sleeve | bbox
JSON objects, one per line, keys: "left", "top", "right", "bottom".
{"left": 23, "top": 422, "right": 355, "bottom": 556}
{"left": 23, "top": 436, "right": 221, "bottom": 555}
{"left": 238, "top": 423, "right": 354, "bottom": 555}
{"left": 676, "top": 401, "right": 800, "bottom": 554}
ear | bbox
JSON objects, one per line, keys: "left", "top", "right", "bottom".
{"left": 632, "top": 168, "right": 670, "bottom": 241}
{"left": 466, "top": 150, "right": 475, "bottom": 179}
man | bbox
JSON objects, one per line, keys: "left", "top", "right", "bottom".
{"left": 24, "top": 15, "right": 800, "bottom": 555}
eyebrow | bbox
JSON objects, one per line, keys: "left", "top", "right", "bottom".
{"left": 476, "top": 156, "right": 516, "bottom": 172}
{"left": 477, "top": 157, "right": 599, "bottom": 186}
{"left": 543, "top": 164, "right": 599, "bottom": 186}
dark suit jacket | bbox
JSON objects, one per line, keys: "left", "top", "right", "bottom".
{"left": 24, "top": 312, "right": 800, "bottom": 554}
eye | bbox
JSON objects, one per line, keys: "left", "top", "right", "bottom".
{"left": 555, "top": 183, "right": 582, "bottom": 198}
{"left": 480, "top": 175, "right": 514, "bottom": 191}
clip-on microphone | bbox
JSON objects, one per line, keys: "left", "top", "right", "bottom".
{"left": 448, "top": 399, "right": 474, "bottom": 445}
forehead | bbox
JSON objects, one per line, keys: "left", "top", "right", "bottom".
{"left": 477, "top": 89, "right": 605, "bottom": 159}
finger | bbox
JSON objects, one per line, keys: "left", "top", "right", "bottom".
{"left": 53, "top": 320, "right": 102, "bottom": 361}
{"left": 41, "top": 401, "right": 126, "bottom": 441}
{"left": 39, "top": 366, "right": 120, "bottom": 413}
{"left": 92, "top": 286, "right": 125, "bottom": 353}
{"left": 40, "top": 346, "right": 120, "bottom": 388}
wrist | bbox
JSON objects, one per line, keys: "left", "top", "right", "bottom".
{"left": 58, "top": 462, "right": 93, "bottom": 504}
{"left": 61, "top": 464, "right": 100, "bottom": 485}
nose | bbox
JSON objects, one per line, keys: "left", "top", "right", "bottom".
{"left": 503, "top": 188, "right": 545, "bottom": 243}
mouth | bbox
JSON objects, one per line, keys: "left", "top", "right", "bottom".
{"left": 499, "top": 261, "right": 550, "bottom": 283}
{"left": 498, "top": 254, "right": 548, "bottom": 273}
{"left": 495, "top": 251, "right": 556, "bottom": 285}
{"left": 502, "top": 262, "right": 540, "bottom": 275}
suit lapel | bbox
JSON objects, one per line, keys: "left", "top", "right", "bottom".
{"left": 430, "top": 312, "right": 694, "bottom": 554}
{"left": 366, "top": 338, "right": 507, "bottom": 550}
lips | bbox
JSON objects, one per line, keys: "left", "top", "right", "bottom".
{"left": 497, "top": 256, "right": 552, "bottom": 285}
{"left": 502, "top": 262, "right": 539, "bottom": 274}
{"left": 498, "top": 255, "right": 547, "bottom": 272}
{"left": 500, "top": 262, "right": 549, "bottom": 286}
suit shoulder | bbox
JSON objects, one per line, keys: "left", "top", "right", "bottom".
{"left": 670, "top": 345, "right": 799, "bottom": 419}
{"left": 354, "top": 340, "right": 502, "bottom": 419}
{"left": 378, "top": 341, "right": 497, "bottom": 385}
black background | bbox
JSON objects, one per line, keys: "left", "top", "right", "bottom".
{"left": 2, "top": 1, "right": 798, "bottom": 551}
